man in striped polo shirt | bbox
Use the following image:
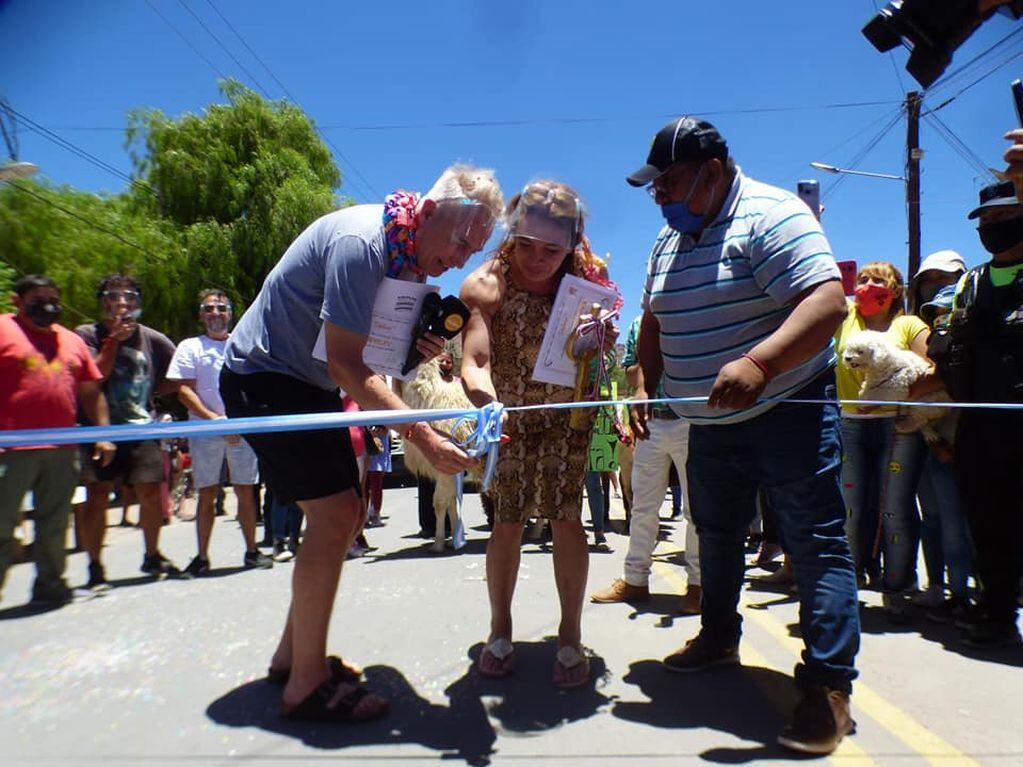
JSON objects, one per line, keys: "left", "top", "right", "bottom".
{"left": 626, "top": 117, "right": 859, "bottom": 755}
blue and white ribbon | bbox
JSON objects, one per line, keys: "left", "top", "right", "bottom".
{"left": 1, "top": 396, "right": 1021, "bottom": 451}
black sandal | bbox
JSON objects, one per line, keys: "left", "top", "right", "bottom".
{"left": 280, "top": 676, "right": 389, "bottom": 722}
{"left": 266, "top": 655, "right": 361, "bottom": 685}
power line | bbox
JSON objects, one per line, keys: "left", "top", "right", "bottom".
{"left": 822, "top": 107, "right": 905, "bottom": 201}
{"left": 932, "top": 46, "right": 1023, "bottom": 108}
{"left": 39, "top": 100, "right": 905, "bottom": 135}
{"left": 200, "top": 0, "right": 380, "bottom": 200}
{"left": 926, "top": 26, "right": 1023, "bottom": 97}
{"left": 6, "top": 181, "right": 151, "bottom": 255}
{"left": 166, "top": 0, "right": 380, "bottom": 201}
{"left": 144, "top": 0, "right": 229, "bottom": 81}
{"left": 308, "top": 101, "right": 904, "bottom": 132}
{"left": 202, "top": 0, "right": 292, "bottom": 98}
{"left": 924, "top": 112, "right": 995, "bottom": 179}
{"left": 870, "top": 0, "right": 908, "bottom": 96}
{"left": 7, "top": 105, "right": 159, "bottom": 198}
{"left": 808, "top": 103, "right": 906, "bottom": 164}
{"left": 174, "top": 0, "right": 271, "bottom": 99}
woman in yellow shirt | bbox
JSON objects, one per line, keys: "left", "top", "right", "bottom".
{"left": 834, "top": 262, "right": 929, "bottom": 594}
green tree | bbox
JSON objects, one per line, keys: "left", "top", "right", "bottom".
{"left": 126, "top": 79, "right": 345, "bottom": 303}
{"left": 0, "top": 181, "right": 185, "bottom": 331}
{"left": 0, "top": 259, "right": 15, "bottom": 312}
{"left": 1, "top": 80, "right": 348, "bottom": 339}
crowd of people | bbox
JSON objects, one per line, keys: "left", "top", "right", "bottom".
{"left": 1, "top": 116, "right": 1022, "bottom": 755}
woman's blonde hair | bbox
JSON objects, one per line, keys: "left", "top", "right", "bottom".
{"left": 496, "top": 180, "right": 584, "bottom": 274}
{"left": 858, "top": 261, "right": 905, "bottom": 319}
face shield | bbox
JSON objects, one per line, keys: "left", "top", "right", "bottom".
{"left": 437, "top": 198, "right": 496, "bottom": 254}
{"left": 507, "top": 185, "right": 582, "bottom": 251}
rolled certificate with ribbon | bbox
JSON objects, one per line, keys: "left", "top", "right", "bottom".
{"left": 566, "top": 303, "right": 605, "bottom": 431}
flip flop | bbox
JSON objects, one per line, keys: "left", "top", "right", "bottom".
{"left": 553, "top": 645, "right": 591, "bottom": 689}
{"left": 477, "top": 637, "right": 516, "bottom": 678}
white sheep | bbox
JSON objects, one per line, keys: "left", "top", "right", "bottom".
{"left": 399, "top": 358, "right": 478, "bottom": 553}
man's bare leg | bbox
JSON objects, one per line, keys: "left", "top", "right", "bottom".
{"left": 279, "top": 489, "right": 363, "bottom": 706}
{"left": 83, "top": 481, "right": 113, "bottom": 565}
{"left": 481, "top": 520, "right": 525, "bottom": 673}
{"left": 134, "top": 482, "right": 164, "bottom": 556}
{"left": 195, "top": 485, "right": 218, "bottom": 559}
{"left": 234, "top": 484, "right": 259, "bottom": 551}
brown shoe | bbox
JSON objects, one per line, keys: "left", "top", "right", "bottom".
{"left": 777, "top": 686, "right": 855, "bottom": 755}
{"left": 590, "top": 578, "right": 649, "bottom": 603}
{"left": 677, "top": 585, "right": 702, "bottom": 615}
{"left": 756, "top": 561, "right": 796, "bottom": 589}
{"left": 662, "top": 631, "right": 740, "bottom": 673}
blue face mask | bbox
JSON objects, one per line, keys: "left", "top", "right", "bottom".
{"left": 660, "top": 166, "right": 706, "bottom": 234}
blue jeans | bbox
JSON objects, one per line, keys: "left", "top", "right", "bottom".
{"left": 917, "top": 451, "right": 972, "bottom": 599}
{"left": 879, "top": 430, "right": 926, "bottom": 592}
{"left": 585, "top": 471, "right": 607, "bottom": 534}
{"left": 271, "top": 499, "right": 302, "bottom": 541}
{"left": 840, "top": 417, "right": 895, "bottom": 576}
{"left": 687, "top": 371, "right": 859, "bottom": 693}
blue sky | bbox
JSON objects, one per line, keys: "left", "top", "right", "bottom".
{"left": 2, "top": 0, "right": 1021, "bottom": 324}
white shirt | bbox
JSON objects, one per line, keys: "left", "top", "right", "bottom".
{"left": 166, "top": 334, "right": 229, "bottom": 419}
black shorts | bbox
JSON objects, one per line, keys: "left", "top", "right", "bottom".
{"left": 219, "top": 367, "right": 360, "bottom": 505}
{"left": 80, "top": 439, "right": 165, "bottom": 485}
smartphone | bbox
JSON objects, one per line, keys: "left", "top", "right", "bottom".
{"left": 836, "top": 260, "right": 857, "bottom": 296}
{"left": 1013, "top": 79, "right": 1023, "bottom": 127}
{"left": 796, "top": 180, "right": 821, "bottom": 220}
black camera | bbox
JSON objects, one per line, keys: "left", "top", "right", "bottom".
{"left": 863, "top": 0, "right": 1023, "bottom": 88}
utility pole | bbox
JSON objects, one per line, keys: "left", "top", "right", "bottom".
{"left": 906, "top": 91, "right": 922, "bottom": 286}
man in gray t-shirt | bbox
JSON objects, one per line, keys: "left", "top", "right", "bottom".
{"left": 220, "top": 164, "right": 502, "bottom": 723}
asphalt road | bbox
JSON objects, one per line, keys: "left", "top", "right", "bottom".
{"left": 2, "top": 487, "right": 1021, "bottom": 766}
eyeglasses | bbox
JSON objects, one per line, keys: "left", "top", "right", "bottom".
{"left": 101, "top": 289, "right": 140, "bottom": 301}
{"left": 645, "top": 166, "right": 688, "bottom": 200}
{"left": 201, "top": 304, "right": 231, "bottom": 313}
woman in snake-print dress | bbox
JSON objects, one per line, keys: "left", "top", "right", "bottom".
{"left": 460, "top": 180, "right": 620, "bottom": 688}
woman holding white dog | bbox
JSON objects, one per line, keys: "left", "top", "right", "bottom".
{"left": 460, "top": 180, "right": 620, "bottom": 688}
{"left": 834, "top": 262, "right": 930, "bottom": 606}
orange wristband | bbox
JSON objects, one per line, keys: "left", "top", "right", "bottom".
{"left": 741, "top": 353, "right": 771, "bottom": 381}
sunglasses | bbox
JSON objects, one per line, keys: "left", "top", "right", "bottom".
{"left": 101, "top": 289, "right": 140, "bottom": 301}
{"left": 201, "top": 304, "right": 231, "bottom": 313}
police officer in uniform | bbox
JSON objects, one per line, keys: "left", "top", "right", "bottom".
{"left": 930, "top": 179, "right": 1023, "bottom": 649}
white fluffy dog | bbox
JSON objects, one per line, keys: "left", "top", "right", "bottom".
{"left": 841, "top": 329, "right": 948, "bottom": 439}
{"left": 399, "top": 358, "right": 477, "bottom": 553}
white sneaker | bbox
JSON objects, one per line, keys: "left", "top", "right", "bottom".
{"left": 272, "top": 540, "right": 294, "bottom": 562}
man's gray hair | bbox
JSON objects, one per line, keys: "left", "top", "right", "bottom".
{"left": 425, "top": 164, "right": 504, "bottom": 223}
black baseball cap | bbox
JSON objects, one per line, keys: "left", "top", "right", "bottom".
{"left": 967, "top": 179, "right": 1021, "bottom": 219}
{"left": 626, "top": 116, "right": 729, "bottom": 187}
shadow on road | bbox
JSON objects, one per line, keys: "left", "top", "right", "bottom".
{"left": 611, "top": 658, "right": 804, "bottom": 763}
{"left": 446, "top": 639, "right": 613, "bottom": 737}
{"left": 362, "top": 537, "right": 489, "bottom": 563}
{"left": 852, "top": 604, "right": 1023, "bottom": 668}
{"left": 207, "top": 663, "right": 497, "bottom": 765}
{"left": 207, "top": 641, "right": 612, "bottom": 766}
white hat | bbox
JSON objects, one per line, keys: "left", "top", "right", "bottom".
{"left": 914, "top": 250, "right": 966, "bottom": 279}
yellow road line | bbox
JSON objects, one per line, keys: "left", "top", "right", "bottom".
{"left": 652, "top": 550, "right": 981, "bottom": 766}
{"left": 653, "top": 562, "right": 875, "bottom": 766}
{"left": 742, "top": 596, "right": 980, "bottom": 767}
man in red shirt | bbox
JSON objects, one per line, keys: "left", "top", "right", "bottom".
{"left": 0, "top": 275, "right": 114, "bottom": 604}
